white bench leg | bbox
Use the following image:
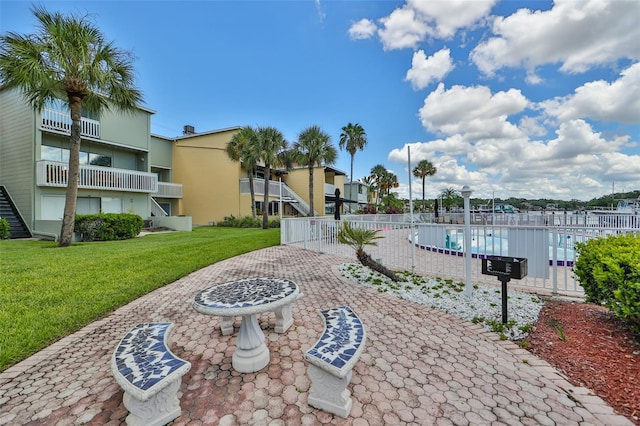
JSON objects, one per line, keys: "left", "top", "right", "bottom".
{"left": 219, "top": 316, "right": 234, "bottom": 335}
{"left": 274, "top": 303, "right": 293, "bottom": 333}
{"left": 122, "top": 377, "right": 182, "bottom": 426}
{"left": 307, "top": 364, "right": 353, "bottom": 418}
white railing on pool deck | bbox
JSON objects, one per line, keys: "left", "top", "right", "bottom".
{"left": 280, "top": 216, "right": 639, "bottom": 297}
{"left": 36, "top": 160, "right": 158, "bottom": 193}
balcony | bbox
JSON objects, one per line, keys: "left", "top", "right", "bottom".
{"left": 36, "top": 161, "right": 158, "bottom": 193}
{"left": 155, "top": 182, "right": 183, "bottom": 198}
{"left": 41, "top": 108, "right": 100, "bottom": 139}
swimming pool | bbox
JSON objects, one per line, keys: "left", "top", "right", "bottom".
{"left": 411, "top": 229, "right": 577, "bottom": 266}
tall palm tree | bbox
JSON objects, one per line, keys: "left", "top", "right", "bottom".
{"left": 0, "top": 6, "right": 143, "bottom": 247}
{"left": 293, "top": 125, "right": 337, "bottom": 217}
{"left": 413, "top": 159, "right": 437, "bottom": 210}
{"left": 226, "top": 126, "right": 260, "bottom": 219}
{"left": 339, "top": 123, "right": 367, "bottom": 211}
{"left": 255, "top": 126, "right": 289, "bottom": 229}
{"left": 370, "top": 164, "right": 387, "bottom": 205}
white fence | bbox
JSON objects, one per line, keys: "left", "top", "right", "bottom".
{"left": 281, "top": 216, "right": 639, "bottom": 297}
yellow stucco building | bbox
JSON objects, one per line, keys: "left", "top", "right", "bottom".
{"left": 170, "top": 126, "right": 347, "bottom": 225}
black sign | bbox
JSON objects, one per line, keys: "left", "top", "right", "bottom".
{"left": 480, "top": 255, "right": 528, "bottom": 324}
{"left": 481, "top": 255, "right": 527, "bottom": 280}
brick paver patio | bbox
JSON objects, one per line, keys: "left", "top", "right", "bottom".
{"left": 0, "top": 246, "right": 633, "bottom": 425}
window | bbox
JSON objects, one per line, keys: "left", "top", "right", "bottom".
{"left": 41, "top": 145, "right": 111, "bottom": 167}
{"left": 41, "top": 196, "right": 65, "bottom": 220}
{"left": 41, "top": 146, "right": 69, "bottom": 162}
{"left": 89, "top": 153, "right": 112, "bottom": 167}
{"left": 76, "top": 197, "right": 100, "bottom": 215}
{"left": 41, "top": 196, "right": 122, "bottom": 219}
{"left": 255, "top": 201, "right": 278, "bottom": 215}
{"left": 101, "top": 198, "right": 122, "bottom": 213}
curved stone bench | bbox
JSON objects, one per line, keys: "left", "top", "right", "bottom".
{"left": 304, "top": 306, "right": 366, "bottom": 418}
{"left": 111, "top": 322, "right": 191, "bottom": 426}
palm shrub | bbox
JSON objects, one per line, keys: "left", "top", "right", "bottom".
{"left": 337, "top": 221, "right": 399, "bottom": 282}
{"left": 573, "top": 233, "right": 640, "bottom": 333}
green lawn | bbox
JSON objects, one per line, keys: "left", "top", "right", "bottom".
{"left": 0, "top": 227, "right": 280, "bottom": 371}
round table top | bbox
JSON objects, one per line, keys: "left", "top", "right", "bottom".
{"left": 193, "top": 277, "right": 299, "bottom": 316}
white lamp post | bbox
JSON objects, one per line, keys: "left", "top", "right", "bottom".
{"left": 461, "top": 185, "right": 473, "bottom": 298}
{"left": 279, "top": 176, "right": 283, "bottom": 220}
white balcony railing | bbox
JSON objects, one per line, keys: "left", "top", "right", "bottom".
{"left": 155, "top": 182, "right": 183, "bottom": 198}
{"left": 36, "top": 161, "right": 158, "bottom": 193}
{"left": 41, "top": 108, "right": 100, "bottom": 139}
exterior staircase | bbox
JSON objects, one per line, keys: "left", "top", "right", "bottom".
{"left": 0, "top": 186, "right": 32, "bottom": 239}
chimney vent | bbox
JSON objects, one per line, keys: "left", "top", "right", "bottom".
{"left": 183, "top": 125, "right": 195, "bottom": 135}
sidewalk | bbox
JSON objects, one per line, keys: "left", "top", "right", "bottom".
{"left": 0, "top": 245, "right": 633, "bottom": 425}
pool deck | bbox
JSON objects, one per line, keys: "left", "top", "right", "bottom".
{"left": 0, "top": 245, "right": 633, "bottom": 425}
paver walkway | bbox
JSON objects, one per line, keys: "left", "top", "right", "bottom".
{"left": 0, "top": 246, "right": 633, "bottom": 425}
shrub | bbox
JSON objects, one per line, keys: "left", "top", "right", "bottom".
{"left": 384, "top": 205, "right": 403, "bottom": 214}
{"left": 216, "top": 215, "right": 280, "bottom": 228}
{"left": 268, "top": 219, "right": 280, "bottom": 228}
{"left": 574, "top": 233, "right": 640, "bottom": 333}
{"left": 75, "top": 213, "right": 144, "bottom": 241}
{"left": 0, "top": 218, "right": 9, "bottom": 239}
{"left": 362, "top": 204, "right": 378, "bottom": 214}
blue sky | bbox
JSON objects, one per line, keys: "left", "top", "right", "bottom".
{"left": 2, "top": 0, "right": 639, "bottom": 201}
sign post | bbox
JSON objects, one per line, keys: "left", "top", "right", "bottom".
{"left": 481, "top": 256, "right": 528, "bottom": 323}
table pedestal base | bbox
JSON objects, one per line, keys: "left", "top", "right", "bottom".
{"left": 232, "top": 314, "right": 270, "bottom": 373}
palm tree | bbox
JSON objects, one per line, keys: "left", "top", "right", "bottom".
{"left": 337, "top": 221, "right": 399, "bottom": 282}
{"left": 226, "top": 126, "right": 260, "bottom": 219}
{"left": 293, "top": 125, "right": 337, "bottom": 217}
{"left": 370, "top": 164, "right": 387, "bottom": 205}
{"left": 377, "top": 169, "right": 399, "bottom": 197}
{"left": 413, "top": 160, "right": 437, "bottom": 210}
{"left": 255, "top": 126, "right": 289, "bottom": 229}
{"left": 0, "top": 6, "right": 143, "bottom": 247}
{"left": 440, "top": 187, "right": 458, "bottom": 211}
{"left": 339, "top": 123, "right": 367, "bottom": 212}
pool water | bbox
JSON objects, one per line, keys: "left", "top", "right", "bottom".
{"left": 413, "top": 230, "right": 577, "bottom": 264}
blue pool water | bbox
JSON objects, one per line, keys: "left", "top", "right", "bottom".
{"left": 413, "top": 230, "right": 576, "bottom": 265}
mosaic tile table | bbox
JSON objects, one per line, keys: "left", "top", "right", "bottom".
{"left": 193, "top": 277, "right": 300, "bottom": 373}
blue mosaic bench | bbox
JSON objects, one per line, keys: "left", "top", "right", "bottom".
{"left": 111, "top": 322, "right": 191, "bottom": 426}
{"left": 304, "top": 306, "right": 366, "bottom": 418}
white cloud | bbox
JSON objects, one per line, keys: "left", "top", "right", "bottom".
{"left": 519, "top": 116, "right": 547, "bottom": 137}
{"left": 348, "top": 19, "right": 377, "bottom": 40}
{"left": 405, "top": 48, "right": 454, "bottom": 90}
{"left": 419, "top": 83, "right": 528, "bottom": 140}
{"left": 407, "top": 0, "right": 497, "bottom": 39}
{"left": 315, "top": 0, "right": 325, "bottom": 24}
{"left": 377, "top": 0, "right": 496, "bottom": 50}
{"left": 388, "top": 119, "right": 639, "bottom": 201}
{"left": 471, "top": 0, "right": 640, "bottom": 76}
{"left": 378, "top": 7, "right": 429, "bottom": 50}
{"left": 541, "top": 62, "right": 640, "bottom": 124}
